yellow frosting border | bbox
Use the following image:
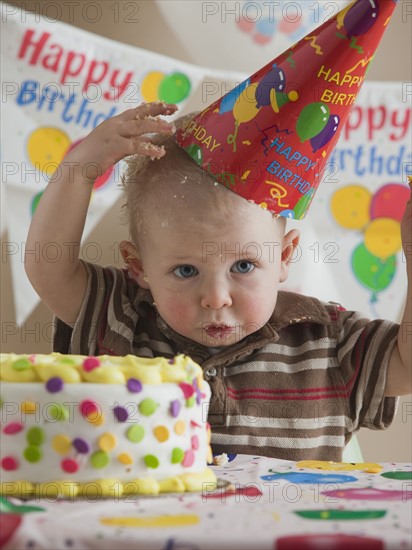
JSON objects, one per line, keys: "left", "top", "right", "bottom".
{"left": 0, "top": 353, "right": 203, "bottom": 385}
{"left": 0, "top": 468, "right": 217, "bottom": 499}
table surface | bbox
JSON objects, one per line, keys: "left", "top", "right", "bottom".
{"left": 1, "top": 454, "right": 411, "bottom": 550}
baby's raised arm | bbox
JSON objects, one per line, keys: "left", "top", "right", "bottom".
{"left": 385, "top": 177, "right": 412, "bottom": 396}
{"left": 25, "top": 102, "right": 177, "bottom": 326}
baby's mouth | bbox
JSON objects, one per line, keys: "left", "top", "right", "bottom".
{"left": 203, "top": 324, "right": 235, "bottom": 340}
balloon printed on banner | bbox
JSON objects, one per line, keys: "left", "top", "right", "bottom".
{"left": 27, "top": 127, "right": 71, "bottom": 176}
{"left": 331, "top": 185, "right": 372, "bottom": 230}
{"left": 238, "top": 0, "right": 320, "bottom": 47}
{"left": 31, "top": 191, "right": 43, "bottom": 216}
{"left": 141, "top": 71, "right": 191, "bottom": 104}
{"left": 351, "top": 243, "right": 396, "bottom": 301}
{"left": 332, "top": 182, "right": 408, "bottom": 304}
{"left": 370, "top": 183, "right": 410, "bottom": 222}
{"left": 29, "top": 137, "right": 115, "bottom": 218}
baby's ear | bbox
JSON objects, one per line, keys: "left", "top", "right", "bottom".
{"left": 119, "top": 241, "right": 150, "bottom": 288}
{"left": 280, "top": 229, "right": 300, "bottom": 282}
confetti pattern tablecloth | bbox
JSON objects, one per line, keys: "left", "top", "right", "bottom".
{"left": 1, "top": 454, "right": 411, "bottom": 550}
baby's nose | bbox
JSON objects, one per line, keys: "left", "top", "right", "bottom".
{"left": 200, "top": 283, "right": 232, "bottom": 309}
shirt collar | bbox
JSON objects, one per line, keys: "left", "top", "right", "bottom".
{"left": 134, "top": 288, "right": 332, "bottom": 365}
{"left": 269, "top": 290, "right": 332, "bottom": 331}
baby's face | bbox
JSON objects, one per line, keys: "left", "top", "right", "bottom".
{"left": 135, "top": 200, "right": 293, "bottom": 348}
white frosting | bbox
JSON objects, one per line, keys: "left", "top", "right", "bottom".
{"left": 1, "top": 379, "right": 211, "bottom": 484}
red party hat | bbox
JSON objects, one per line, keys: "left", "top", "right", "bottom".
{"left": 175, "top": 0, "right": 398, "bottom": 219}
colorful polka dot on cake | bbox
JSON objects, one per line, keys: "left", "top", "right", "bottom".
{"left": 24, "top": 446, "right": 42, "bottom": 463}
{"left": 174, "top": 420, "right": 186, "bottom": 435}
{"left": 0, "top": 353, "right": 215, "bottom": 496}
{"left": 90, "top": 450, "right": 110, "bottom": 469}
{"left": 61, "top": 458, "right": 79, "bottom": 473}
{"left": 138, "top": 398, "right": 158, "bottom": 416}
{"left": 171, "top": 447, "right": 184, "bottom": 464}
{"left": 72, "top": 437, "right": 90, "bottom": 454}
{"left": 170, "top": 399, "right": 181, "bottom": 417}
{"left": 79, "top": 400, "right": 99, "bottom": 418}
{"left": 178, "top": 382, "right": 195, "bottom": 399}
{"left": 82, "top": 357, "right": 100, "bottom": 372}
{"left": 153, "top": 426, "right": 169, "bottom": 442}
{"left": 127, "top": 378, "right": 142, "bottom": 393}
{"left": 1, "top": 457, "right": 19, "bottom": 471}
{"left": 21, "top": 401, "right": 37, "bottom": 414}
{"left": 52, "top": 435, "right": 72, "bottom": 455}
{"left": 144, "top": 455, "right": 160, "bottom": 469}
{"left": 113, "top": 406, "right": 129, "bottom": 422}
{"left": 27, "top": 427, "right": 45, "bottom": 446}
{"left": 12, "top": 358, "right": 32, "bottom": 371}
{"left": 127, "top": 425, "right": 145, "bottom": 443}
{"left": 3, "top": 422, "right": 24, "bottom": 435}
{"left": 118, "top": 452, "right": 133, "bottom": 465}
{"left": 48, "top": 404, "right": 69, "bottom": 422}
{"left": 182, "top": 450, "right": 195, "bottom": 467}
{"left": 59, "top": 357, "right": 76, "bottom": 365}
{"left": 45, "top": 377, "right": 64, "bottom": 393}
{"left": 98, "top": 433, "right": 117, "bottom": 452}
{"left": 88, "top": 412, "right": 104, "bottom": 426}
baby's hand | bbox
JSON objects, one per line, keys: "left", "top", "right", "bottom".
{"left": 61, "top": 101, "right": 178, "bottom": 182}
{"left": 401, "top": 177, "right": 412, "bottom": 269}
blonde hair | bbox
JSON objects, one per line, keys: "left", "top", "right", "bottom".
{"left": 121, "top": 112, "right": 286, "bottom": 249}
{"left": 121, "top": 113, "right": 237, "bottom": 247}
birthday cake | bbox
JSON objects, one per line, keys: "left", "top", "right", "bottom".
{"left": 0, "top": 353, "right": 216, "bottom": 498}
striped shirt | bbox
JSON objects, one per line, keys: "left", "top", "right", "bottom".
{"left": 53, "top": 261, "right": 399, "bottom": 461}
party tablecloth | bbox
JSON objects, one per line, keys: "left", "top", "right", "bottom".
{"left": 1, "top": 454, "right": 411, "bottom": 549}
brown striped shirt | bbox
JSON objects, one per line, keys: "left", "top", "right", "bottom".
{"left": 53, "top": 261, "right": 399, "bottom": 461}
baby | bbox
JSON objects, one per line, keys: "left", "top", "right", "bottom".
{"left": 25, "top": 102, "right": 412, "bottom": 461}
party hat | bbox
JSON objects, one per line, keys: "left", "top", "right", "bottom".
{"left": 175, "top": 0, "right": 398, "bottom": 219}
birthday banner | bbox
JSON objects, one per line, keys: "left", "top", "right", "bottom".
{"left": 285, "top": 79, "right": 411, "bottom": 322}
{"left": 1, "top": 4, "right": 210, "bottom": 324}
{"left": 1, "top": 3, "right": 411, "bottom": 325}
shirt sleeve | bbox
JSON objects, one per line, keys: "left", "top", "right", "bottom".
{"left": 334, "top": 306, "right": 400, "bottom": 431}
{"left": 53, "top": 261, "right": 138, "bottom": 356}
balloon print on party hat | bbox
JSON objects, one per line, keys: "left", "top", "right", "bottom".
{"left": 175, "top": 0, "right": 398, "bottom": 219}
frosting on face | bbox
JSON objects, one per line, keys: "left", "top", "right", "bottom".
{"left": 0, "top": 353, "right": 215, "bottom": 497}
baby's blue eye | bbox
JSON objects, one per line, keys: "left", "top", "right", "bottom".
{"left": 231, "top": 260, "right": 255, "bottom": 274}
{"left": 174, "top": 265, "right": 198, "bottom": 278}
